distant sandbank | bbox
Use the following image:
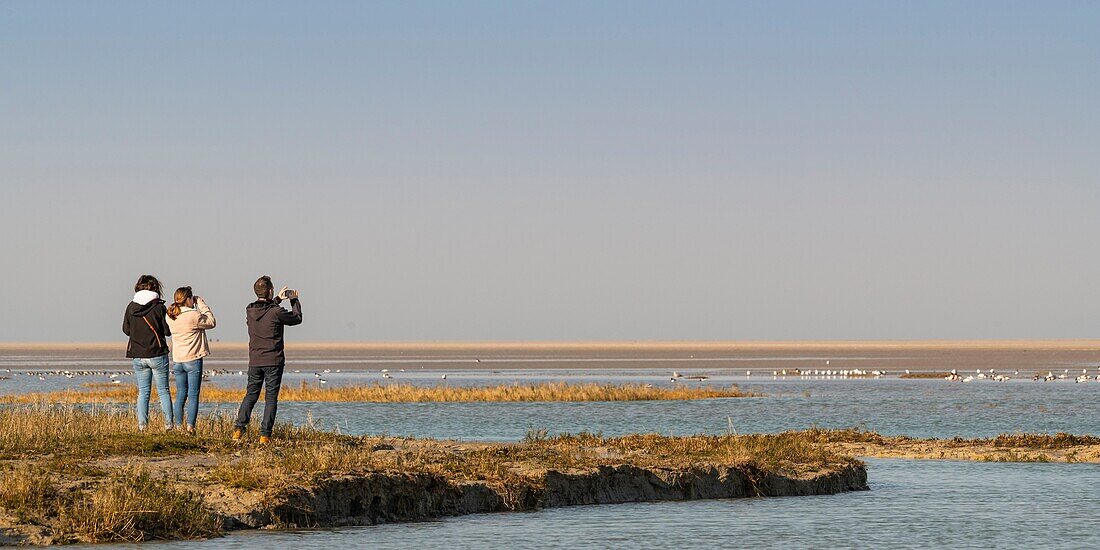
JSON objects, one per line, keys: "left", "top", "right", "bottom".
{"left": 5, "top": 340, "right": 1100, "bottom": 351}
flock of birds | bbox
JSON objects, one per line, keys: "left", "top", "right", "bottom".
{"left": 754, "top": 368, "right": 888, "bottom": 379}
{"left": 939, "top": 367, "right": 1100, "bottom": 383}
{"left": 0, "top": 368, "right": 253, "bottom": 383}
{"left": 4, "top": 361, "right": 1100, "bottom": 387}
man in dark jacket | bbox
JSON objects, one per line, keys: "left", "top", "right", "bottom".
{"left": 233, "top": 275, "right": 302, "bottom": 443}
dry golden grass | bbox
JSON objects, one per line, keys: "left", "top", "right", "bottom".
{"left": 803, "top": 427, "right": 1100, "bottom": 463}
{"left": 0, "top": 404, "right": 340, "bottom": 459}
{"left": 0, "top": 461, "right": 219, "bottom": 543}
{"left": 0, "top": 465, "right": 59, "bottom": 524}
{"left": 55, "top": 468, "right": 221, "bottom": 543}
{"left": 0, "top": 405, "right": 858, "bottom": 543}
{"left": 898, "top": 372, "right": 952, "bottom": 379}
{"left": 0, "top": 381, "right": 757, "bottom": 404}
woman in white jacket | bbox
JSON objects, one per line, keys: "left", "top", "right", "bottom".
{"left": 165, "top": 286, "right": 216, "bottom": 433}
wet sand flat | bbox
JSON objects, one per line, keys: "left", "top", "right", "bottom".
{"left": 2, "top": 341, "right": 1099, "bottom": 374}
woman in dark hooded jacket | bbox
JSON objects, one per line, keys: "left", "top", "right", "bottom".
{"left": 122, "top": 274, "right": 174, "bottom": 431}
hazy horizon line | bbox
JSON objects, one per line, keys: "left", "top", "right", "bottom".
{"left": 5, "top": 339, "right": 1100, "bottom": 351}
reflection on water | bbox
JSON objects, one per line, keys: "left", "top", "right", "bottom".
{"left": 94, "top": 459, "right": 1100, "bottom": 550}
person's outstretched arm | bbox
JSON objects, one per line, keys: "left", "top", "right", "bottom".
{"left": 279, "top": 297, "right": 302, "bottom": 326}
{"left": 194, "top": 297, "right": 216, "bottom": 329}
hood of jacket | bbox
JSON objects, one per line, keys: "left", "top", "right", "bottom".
{"left": 131, "top": 291, "right": 164, "bottom": 316}
{"left": 247, "top": 299, "right": 280, "bottom": 322}
{"left": 133, "top": 290, "right": 160, "bottom": 305}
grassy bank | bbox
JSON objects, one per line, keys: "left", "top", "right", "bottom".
{"left": 806, "top": 427, "right": 1100, "bottom": 463}
{"left": 898, "top": 371, "right": 952, "bottom": 379}
{"left": 0, "top": 405, "right": 853, "bottom": 545}
{"left": 0, "top": 381, "right": 758, "bottom": 404}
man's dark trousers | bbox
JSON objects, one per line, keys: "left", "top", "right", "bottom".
{"left": 235, "top": 366, "right": 284, "bottom": 436}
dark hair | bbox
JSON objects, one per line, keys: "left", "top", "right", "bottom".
{"left": 167, "top": 286, "right": 193, "bottom": 320}
{"left": 254, "top": 275, "right": 273, "bottom": 299}
{"left": 134, "top": 275, "right": 162, "bottom": 295}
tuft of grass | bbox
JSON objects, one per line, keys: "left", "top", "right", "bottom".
{"left": 898, "top": 372, "right": 953, "bottom": 379}
{"left": 0, "top": 464, "right": 59, "bottom": 524}
{"left": 2, "top": 381, "right": 758, "bottom": 404}
{"left": 986, "top": 432, "right": 1100, "bottom": 449}
{"left": 0, "top": 404, "right": 346, "bottom": 460}
{"left": 0, "top": 462, "right": 221, "bottom": 543}
{"left": 56, "top": 468, "right": 221, "bottom": 543}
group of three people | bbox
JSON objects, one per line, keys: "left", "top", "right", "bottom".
{"left": 122, "top": 274, "right": 302, "bottom": 441}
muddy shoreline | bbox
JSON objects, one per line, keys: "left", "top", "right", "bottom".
{"left": 0, "top": 457, "right": 867, "bottom": 546}
{"left": 217, "top": 462, "right": 867, "bottom": 532}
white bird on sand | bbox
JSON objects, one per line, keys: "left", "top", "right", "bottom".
{"left": 672, "top": 371, "right": 683, "bottom": 379}
{"left": 441, "top": 374, "right": 448, "bottom": 380}
{"left": 745, "top": 370, "right": 751, "bottom": 376}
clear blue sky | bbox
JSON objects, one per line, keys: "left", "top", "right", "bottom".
{"left": 1, "top": 1, "right": 1098, "bottom": 342}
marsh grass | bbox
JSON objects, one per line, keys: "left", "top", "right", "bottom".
{"left": 799, "top": 427, "right": 1100, "bottom": 449}
{"left": 1, "top": 381, "right": 757, "bottom": 404}
{"left": 55, "top": 468, "right": 221, "bottom": 543}
{"left": 0, "top": 404, "right": 344, "bottom": 459}
{"left": 0, "top": 462, "right": 220, "bottom": 543}
{"left": 0, "top": 464, "right": 58, "bottom": 524}
{"left": 801, "top": 427, "right": 1100, "bottom": 462}
{"left": 985, "top": 432, "right": 1100, "bottom": 449}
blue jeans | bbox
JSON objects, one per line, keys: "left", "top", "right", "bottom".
{"left": 133, "top": 354, "right": 173, "bottom": 428}
{"left": 173, "top": 359, "right": 203, "bottom": 429}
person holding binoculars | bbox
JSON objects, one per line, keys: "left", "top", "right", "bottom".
{"left": 165, "top": 286, "right": 217, "bottom": 433}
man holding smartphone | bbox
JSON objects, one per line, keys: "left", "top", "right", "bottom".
{"left": 233, "top": 275, "right": 303, "bottom": 443}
